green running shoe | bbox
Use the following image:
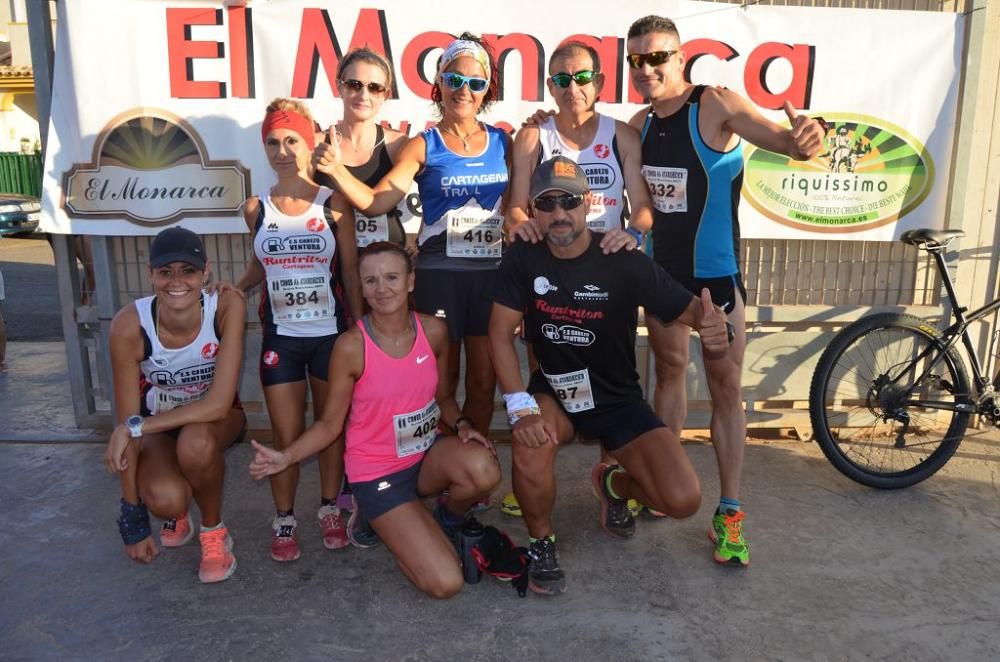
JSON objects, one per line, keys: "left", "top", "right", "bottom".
{"left": 709, "top": 508, "right": 749, "bottom": 567}
{"left": 500, "top": 491, "right": 522, "bottom": 517}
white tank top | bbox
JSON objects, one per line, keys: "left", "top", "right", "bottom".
{"left": 253, "top": 187, "right": 341, "bottom": 337}
{"left": 137, "top": 291, "right": 221, "bottom": 415}
{"left": 538, "top": 113, "right": 626, "bottom": 233}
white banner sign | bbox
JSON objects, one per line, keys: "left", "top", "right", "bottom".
{"left": 41, "top": 0, "right": 963, "bottom": 240}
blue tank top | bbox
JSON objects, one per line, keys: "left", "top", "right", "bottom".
{"left": 414, "top": 124, "right": 509, "bottom": 271}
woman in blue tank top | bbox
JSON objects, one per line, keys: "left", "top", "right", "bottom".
{"left": 313, "top": 33, "right": 512, "bottom": 445}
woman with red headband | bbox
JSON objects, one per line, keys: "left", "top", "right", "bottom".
{"left": 313, "top": 34, "right": 510, "bottom": 474}
{"left": 234, "top": 98, "right": 362, "bottom": 562}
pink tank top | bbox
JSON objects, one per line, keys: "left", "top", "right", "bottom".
{"left": 344, "top": 314, "right": 440, "bottom": 482}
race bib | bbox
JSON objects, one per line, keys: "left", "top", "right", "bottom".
{"left": 445, "top": 209, "right": 502, "bottom": 258}
{"left": 355, "top": 212, "right": 390, "bottom": 248}
{"left": 151, "top": 386, "right": 208, "bottom": 414}
{"left": 542, "top": 368, "right": 595, "bottom": 413}
{"left": 268, "top": 273, "right": 332, "bottom": 323}
{"left": 642, "top": 166, "right": 688, "bottom": 214}
{"left": 393, "top": 400, "right": 441, "bottom": 457}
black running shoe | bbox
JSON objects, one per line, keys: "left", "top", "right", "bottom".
{"left": 528, "top": 536, "right": 566, "bottom": 596}
{"left": 591, "top": 462, "right": 636, "bottom": 540}
{"left": 432, "top": 503, "right": 463, "bottom": 551}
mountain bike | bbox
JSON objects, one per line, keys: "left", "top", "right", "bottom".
{"left": 808, "top": 228, "right": 1000, "bottom": 488}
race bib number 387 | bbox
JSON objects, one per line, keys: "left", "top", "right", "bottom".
{"left": 393, "top": 400, "right": 440, "bottom": 457}
{"left": 642, "top": 166, "right": 688, "bottom": 214}
{"left": 543, "top": 368, "right": 595, "bottom": 413}
{"left": 269, "top": 273, "right": 333, "bottom": 322}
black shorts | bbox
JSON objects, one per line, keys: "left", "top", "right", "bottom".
{"left": 350, "top": 460, "right": 425, "bottom": 521}
{"left": 670, "top": 272, "right": 746, "bottom": 315}
{"left": 413, "top": 268, "right": 497, "bottom": 341}
{"left": 259, "top": 333, "right": 339, "bottom": 387}
{"left": 528, "top": 371, "right": 666, "bottom": 452}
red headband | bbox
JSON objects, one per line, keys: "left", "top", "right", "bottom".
{"left": 261, "top": 110, "right": 316, "bottom": 150}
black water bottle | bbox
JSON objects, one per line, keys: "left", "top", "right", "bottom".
{"left": 459, "top": 519, "right": 485, "bottom": 584}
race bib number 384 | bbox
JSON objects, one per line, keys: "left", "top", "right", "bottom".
{"left": 393, "top": 400, "right": 440, "bottom": 457}
{"left": 269, "top": 274, "right": 333, "bottom": 322}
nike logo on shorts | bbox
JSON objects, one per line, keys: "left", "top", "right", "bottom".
{"left": 416, "top": 355, "right": 429, "bottom": 364}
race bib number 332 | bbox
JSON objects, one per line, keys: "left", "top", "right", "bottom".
{"left": 642, "top": 166, "right": 688, "bottom": 214}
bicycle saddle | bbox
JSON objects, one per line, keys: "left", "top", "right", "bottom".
{"left": 899, "top": 228, "right": 964, "bottom": 248}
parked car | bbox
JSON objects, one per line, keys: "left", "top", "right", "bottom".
{"left": 0, "top": 194, "right": 42, "bottom": 236}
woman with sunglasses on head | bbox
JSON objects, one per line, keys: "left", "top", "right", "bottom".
{"left": 250, "top": 242, "right": 501, "bottom": 599}
{"left": 314, "top": 47, "right": 409, "bottom": 251}
{"left": 234, "top": 97, "right": 362, "bottom": 562}
{"left": 104, "top": 227, "right": 246, "bottom": 584}
{"left": 313, "top": 34, "right": 510, "bottom": 449}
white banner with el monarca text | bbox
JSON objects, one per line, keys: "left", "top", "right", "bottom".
{"left": 41, "top": 0, "right": 963, "bottom": 239}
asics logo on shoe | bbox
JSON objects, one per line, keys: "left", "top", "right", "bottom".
{"left": 276, "top": 525, "right": 295, "bottom": 537}
{"left": 416, "top": 355, "right": 429, "bottom": 364}
{"left": 377, "top": 480, "right": 391, "bottom": 492}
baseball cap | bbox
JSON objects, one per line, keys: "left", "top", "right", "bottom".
{"left": 149, "top": 226, "right": 207, "bottom": 269}
{"left": 530, "top": 155, "right": 590, "bottom": 199}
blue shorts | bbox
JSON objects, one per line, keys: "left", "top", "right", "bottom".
{"left": 350, "top": 460, "right": 425, "bottom": 521}
{"left": 259, "top": 333, "right": 339, "bottom": 387}
{"left": 413, "top": 268, "right": 497, "bottom": 341}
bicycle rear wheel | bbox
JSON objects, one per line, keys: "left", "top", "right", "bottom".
{"left": 809, "top": 313, "right": 971, "bottom": 489}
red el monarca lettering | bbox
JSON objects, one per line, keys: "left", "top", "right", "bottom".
{"left": 166, "top": 8, "right": 225, "bottom": 98}
{"left": 290, "top": 8, "right": 396, "bottom": 98}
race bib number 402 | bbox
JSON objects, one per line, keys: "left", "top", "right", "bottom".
{"left": 543, "top": 368, "right": 595, "bottom": 413}
{"left": 393, "top": 400, "right": 440, "bottom": 457}
{"left": 269, "top": 274, "right": 333, "bottom": 323}
{"left": 642, "top": 166, "right": 688, "bottom": 214}
{"left": 445, "top": 210, "right": 502, "bottom": 258}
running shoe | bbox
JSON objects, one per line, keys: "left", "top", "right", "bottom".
{"left": 590, "top": 462, "right": 636, "bottom": 540}
{"left": 436, "top": 492, "right": 492, "bottom": 513}
{"left": 271, "top": 514, "right": 300, "bottom": 562}
{"left": 160, "top": 512, "right": 196, "bottom": 548}
{"left": 346, "top": 499, "right": 380, "bottom": 549}
{"left": 641, "top": 505, "right": 669, "bottom": 519}
{"left": 317, "top": 504, "right": 349, "bottom": 550}
{"left": 500, "top": 491, "right": 522, "bottom": 518}
{"left": 627, "top": 500, "right": 641, "bottom": 518}
{"left": 336, "top": 484, "right": 354, "bottom": 513}
{"left": 709, "top": 509, "right": 750, "bottom": 567}
{"left": 431, "top": 503, "right": 467, "bottom": 550}
{"left": 198, "top": 526, "right": 236, "bottom": 583}
{"left": 527, "top": 536, "right": 566, "bottom": 596}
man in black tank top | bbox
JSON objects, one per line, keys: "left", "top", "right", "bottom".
{"left": 625, "top": 15, "right": 828, "bottom": 568}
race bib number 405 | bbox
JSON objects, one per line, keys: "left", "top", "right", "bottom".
{"left": 642, "top": 166, "right": 688, "bottom": 214}
{"left": 393, "top": 400, "right": 440, "bottom": 457}
{"left": 543, "top": 368, "right": 595, "bottom": 413}
{"left": 269, "top": 274, "right": 332, "bottom": 323}
{"left": 445, "top": 209, "right": 502, "bottom": 258}
{"left": 355, "top": 213, "right": 389, "bottom": 248}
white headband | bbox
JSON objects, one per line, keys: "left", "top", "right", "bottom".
{"left": 437, "top": 39, "right": 491, "bottom": 80}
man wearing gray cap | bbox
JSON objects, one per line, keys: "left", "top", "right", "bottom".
{"left": 489, "top": 155, "right": 732, "bottom": 596}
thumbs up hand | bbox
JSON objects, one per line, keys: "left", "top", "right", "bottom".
{"left": 784, "top": 100, "right": 826, "bottom": 161}
{"left": 697, "top": 288, "right": 732, "bottom": 356}
{"left": 312, "top": 125, "right": 343, "bottom": 175}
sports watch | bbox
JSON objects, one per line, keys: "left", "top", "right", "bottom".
{"left": 126, "top": 415, "right": 144, "bottom": 439}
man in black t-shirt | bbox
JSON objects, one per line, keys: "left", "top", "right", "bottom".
{"left": 490, "top": 156, "right": 731, "bottom": 596}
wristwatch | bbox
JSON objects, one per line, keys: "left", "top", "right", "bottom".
{"left": 125, "top": 415, "right": 144, "bottom": 439}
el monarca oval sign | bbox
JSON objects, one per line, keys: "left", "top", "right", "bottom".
{"left": 743, "top": 114, "right": 933, "bottom": 233}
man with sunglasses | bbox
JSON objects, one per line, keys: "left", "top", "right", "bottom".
{"left": 626, "top": 15, "right": 826, "bottom": 568}
{"left": 490, "top": 156, "right": 732, "bottom": 596}
{"left": 509, "top": 42, "right": 651, "bottom": 251}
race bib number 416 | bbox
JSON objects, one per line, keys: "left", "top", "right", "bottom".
{"left": 445, "top": 210, "right": 502, "bottom": 258}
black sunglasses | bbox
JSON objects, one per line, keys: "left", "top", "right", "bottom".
{"left": 549, "top": 70, "right": 598, "bottom": 88}
{"left": 533, "top": 193, "right": 585, "bottom": 212}
{"left": 340, "top": 79, "right": 389, "bottom": 95}
{"left": 626, "top": 50, "right": 678, "bottom": 69}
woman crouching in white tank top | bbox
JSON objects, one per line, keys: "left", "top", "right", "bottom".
{"left": 104, "top": 227, "right": 246, "bottom": 584}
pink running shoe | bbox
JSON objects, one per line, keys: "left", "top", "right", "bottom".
{"left": 317, "top": 504, "right": 349, "bottom": 550}
{"left": 160, "top": 513, "right": 196, "bottom": 548}
{"left": 198, "top": 526, "right": 236, "bottom": 583}
{"left": 271, "top": 514, "right": 301, "bottom": 562}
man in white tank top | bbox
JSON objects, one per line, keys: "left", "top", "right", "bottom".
{"left": 508, "top": 41, "right": 653, "bottom": 248}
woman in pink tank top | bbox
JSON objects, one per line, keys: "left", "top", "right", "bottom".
{"left": 249, "top": 242, "right": 500, "bottom": 598}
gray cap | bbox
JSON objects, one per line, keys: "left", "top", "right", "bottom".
{"left": 530, "top": 155, "right": 590, "bottom": 199}
{"left": 149, "top": 226, "right": 207, "bottom": 269}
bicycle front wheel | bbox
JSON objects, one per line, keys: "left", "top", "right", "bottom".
{"left": 809, "top": 313, "right": 971, "bottom": 489}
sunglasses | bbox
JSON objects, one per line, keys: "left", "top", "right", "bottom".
{"left": 626, "top": 50, "right": 679, "bottom": 69}
{"left": 440, "top": 72, "right": 489, "bottom": 93}
{"left": 533, "top": 193, "right": 585, "bottom": 212}
{"left": 549, "top": 70, "right": 598, "bottom": 88}
{"left": 340, "top": 79, "right": 388, "bottom": 95}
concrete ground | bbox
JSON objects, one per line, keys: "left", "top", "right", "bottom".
{"left": 2, "top": 336, "right": 1000, "bottom": 661}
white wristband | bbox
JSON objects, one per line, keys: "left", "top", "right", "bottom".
{"left": 503, "top": 391, "right": 541, "bottom": 425}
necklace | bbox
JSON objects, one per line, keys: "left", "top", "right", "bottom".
{"left": 440, "top": 123, "right": 482, "bottom": 151}
{"left": 155, "top": 296, "right": 203, "bottom": 346}
{"left": 338, "top": 123, "right": 385, "bottom": 163}
{"left": 371, "top": 316, "right": 413, "bottom": 348}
